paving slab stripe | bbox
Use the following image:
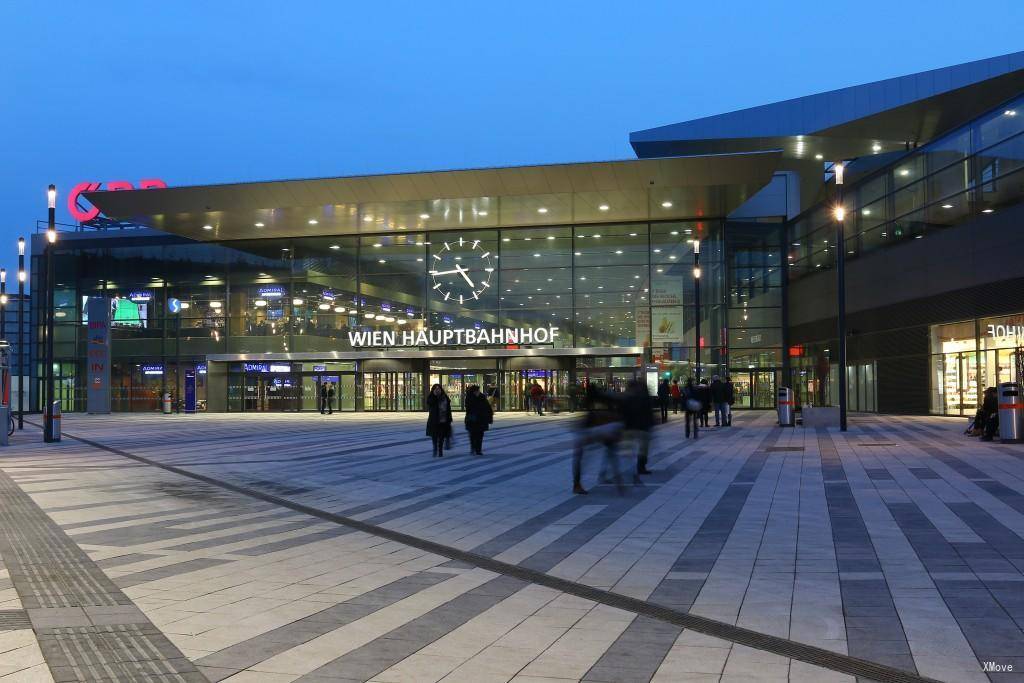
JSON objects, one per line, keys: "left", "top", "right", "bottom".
{"left": 36, "top": 421, "right": 944, "bottom": 683}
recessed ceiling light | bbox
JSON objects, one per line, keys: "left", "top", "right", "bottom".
{"left": 1005, "top": 110, "right": 1018, "bottom": 116}
{"left": 899, "top": 169, "right": 910, "bottom": 176}
{"left": 308, "top": 219, "right": 318, "bottom": 224}
{"left": 254, "top": 222, "right": 265, "bottom": 227}
{"left": 593, "top": 234, "right": 601, "bottom": 238}
{"left": 661, "top": 201, "right": 673, "bottom": 208}
{"left": 502, "top": 237, "right": 510, "bottom": 242}
{"left": 378, "top": 259, "right": 386, "bottom": 264}
{"left": 547, "top": 235, "right": 556, "bottom": 240}
{"left": 292, "top": 298, "right": 304, "bottom": 306}
{"left": 329, "top": 244, "right": 340, "bottom": 250}
{"left": 419, "top": 213, "right": 430, "bottom": 219}
{"left": 537, "top": 207, "right": 548, "bottom": 214}
{"left": 598, "top": 204, "right": 610, "bottom": 211}
{"left": 862, "top": 209, "right": 871, "bottom": 215}
{"left": 202, "top": 225, "right": 213, "bottom": 231}
{"left": 479, "top": 210, "right": 488, "bottom": 217}
{"left": 363, "top": 216, "right": 373, "bottom": 223}
{"left": 871, "top": 143, "right": 882, "bottom": 152}
{"left": 814, "top": 154, "right": 823, "bottom": 160}
{"left": 373, "top": 243, "right": 382, "bottom": 248}
{"left": 533, "top": 253, "right": 541, "bottom": 257}
{"left": 982, "top": 208, "right": 994, "bottom": 213}
{"left": 614, "top": 250, "right": 623, "bottom": 255}
{"left": 941, "top": 204, "right": 953, "bottom": 209}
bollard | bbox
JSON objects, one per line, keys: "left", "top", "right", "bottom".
{"left": 0, "top": 405, "right": 7, "bottom": 446}
{"left": 998, "top": 382, "right": 1023, "bottom": 443}
{"left": 162, "top": 393, "right": 173, "bottom": 415}
{"left": 50, "top": 400, "right": 61, "bottom": 442}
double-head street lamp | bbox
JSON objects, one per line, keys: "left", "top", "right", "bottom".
{"left": 833, "top": 163, "right": 848, "bottom": 432}
{"left": 693, "top": 239, "right": 701, "bottom": 381}
{"left": 17, "top": 237, "right": 25, "bottom": 430}
{"left": 44, "top": 185, "right": 57, "bottom": 442}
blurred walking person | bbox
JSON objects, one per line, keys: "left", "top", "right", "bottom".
{"left": 529, "top": 381, "right": 546, "bottom": 415}
{"left": 426, "top": 384, "right": 453, "bottom": 457}
{"left": 622, "top": 379, "right": 654, "bottom": 478}
{"left": 464, "top": 384, "right": 493, "bottom": 455}
{"left": 572, "top": 385, "right": 623, "bottom": 495}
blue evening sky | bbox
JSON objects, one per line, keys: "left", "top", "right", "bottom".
{"left": 1, "top": 1, "right": 1020, "bottom": 278}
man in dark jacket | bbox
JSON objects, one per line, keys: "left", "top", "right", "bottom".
{"left": 622, "top": 379, "right": 654, "bottom": 477}
{"left": 724, "top": 376, "right": 735, "bottom": 426}
{"left": 319, "top": 382, "right": 329, "bottom": 414}
{"left": 464, "top": 385, "right": 494, "bottom": 455}
{"left": 696, "top": 379, "right": 712, "bottom": 427}
{"left": 426, "top": 384, "right": 453, "bottom": 457}
{"left": 710, "top": 375, "right": 727, "bottom": 427}
{"left": 657, "top": 379, "right": 670, "bottom": 423}
{"left": 572, "top": 385, "right": 623, "bottom": 494}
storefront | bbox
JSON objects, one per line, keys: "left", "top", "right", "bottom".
{"left": 930, "top": 315, "right": 1024, "bottom": 416}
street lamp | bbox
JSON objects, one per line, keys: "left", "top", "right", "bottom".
{"left": 693, "top": 239, "right": 701, "bottom": 381}
{"left": 833, "top": 163, "right": 848, "bottom": 432}
{"left": 17, "top": 237, "right": 25, "bottom": 430}
{"left": 44, "top": 185, "right": 57, "bottom": 442}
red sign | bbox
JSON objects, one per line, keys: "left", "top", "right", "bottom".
{"left": 788, "top": 345, "right": 804, "bottom": 357}
{"left": 69, "top": 179, "right": 167, "bottom": 222}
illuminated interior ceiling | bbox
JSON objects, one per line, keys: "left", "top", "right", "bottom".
{"left": 630, "top": 51, "right": 1024, "bottom": 162}
{"left": 83, "top": 154, "right": 781, "bottom": 241}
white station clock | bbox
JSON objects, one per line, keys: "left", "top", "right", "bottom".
{"left": 429, "top": 237, "right": 494, "bottom": 304}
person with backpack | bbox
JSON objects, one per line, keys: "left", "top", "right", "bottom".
{"left": 464, "top": 384, "right": 493, "bottom": 455}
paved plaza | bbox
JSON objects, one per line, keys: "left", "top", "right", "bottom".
{"left": 0, "top": 410, "right": 1022, "bottom": 682}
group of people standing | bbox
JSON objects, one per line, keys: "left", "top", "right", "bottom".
{"left": 425, "top": 383, "right": 493, "bottom": 457}
{"left": 658, "top": 375, "right": 735, "bottom": 439}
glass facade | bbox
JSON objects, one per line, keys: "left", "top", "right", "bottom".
{"left": 789, "top": 94, "right": 1024, "bottom": 279}
{"left": 37, "top": 218, "right": 784, "bottom": 412}
{"left": 930, "top": 315, "right": 1024, "bottom": 416}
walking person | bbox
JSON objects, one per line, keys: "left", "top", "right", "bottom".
{"left": 464, "top": 385, "right": 493, "bottom": 455}
{"left": 711, "top": 375, "right": 728, "bottom": 427}
{"left": 622, "top": 379, "right": 654, "bottom": 478}
{"left": 572, "top": 385, "right": 623, "bottom": 495}
{"left": 657, "top": 379, "right": 670, "bottom": 423}
{"left": 426, "top": 384, "right": 453, "bottom": 457}
{"left": 683, "top": 378, "right": 700, "bottom": 440}
{"left": 530, "top": 381, "right": 546, "bottom": 416}
{"left": 670, "top": 379, "right": 682, "bottom": 414}
{"left": 724, "top": 375, "right": 735, "bottom": 426}
{"left": 326, "top": 382, "right": 335, "bottom": 415}
{"left": 697, "top": 379, "right": 711, "bottom": 427}
{"left": 318, "top": 381, "right": 328, "bottom": 415}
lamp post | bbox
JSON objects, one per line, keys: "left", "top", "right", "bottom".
{"left": 693, "top": 239, "right": 702, "bottom": 381}
{"left": 17, "top": 238, "right": 25, "bottom": 430}
{"left": 833, "top": 163, "right": 848, "bottom": 432}
{"left": 44, "top": 185, "right": 57, "bottom": 442}
{"left": 0, "top": 269, "right": 7, "bottom": 343}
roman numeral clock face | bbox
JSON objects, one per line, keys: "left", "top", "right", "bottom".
{"left": 429, "top": 238, "right": 494, "bottom": 304}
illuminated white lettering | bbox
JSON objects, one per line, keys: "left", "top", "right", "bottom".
{"left": 521, "top": 328, "right": 534, "bottom": 344}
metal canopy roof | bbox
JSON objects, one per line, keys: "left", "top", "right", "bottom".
{"left": 631, "top": 51, "right": 1024, "bottom": 161}
{"left": 83, "top": 153, "right": 782, "bottom": 241}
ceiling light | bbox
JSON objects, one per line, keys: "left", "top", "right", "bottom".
{"left": 941, "top": 204, "right": 953, "bottom": 209}
{"left": 378, "top": 259, "right": 386, "bottom": 264}
{"left": 384, "top": 316, "right": 395, "bottom": 322}
{"left": 318, "top": 303, "right": 330, "bottom": 310}
{"left": 574, "top": 251, "right": 581, "bottom": 256}
{"left": 419, "top": 213, "right": 430, "bottom": 219}
{"left": 363, "top": 312, "right": 374, "bottom": 318}
{"left": 329, "top": 244, "right": 340, "bottom": 250}
{"left": 292, "top": 298, "right": 304, "bottom": 306}
{"left": 334, "top": 306, "right": 345, "bottom": 313}
{"left": 899, "top": 169, "right": 910, "bottom": 176}
{"left": 308, "top": 219, "right": 318, "bottom": 224}
{"left": 502, "top": 237, "right": 511, "bottom": 242}
{"left": 598, "top": 204, "right": 610, "bottom": 211}
{"left": 814, "top": 154, "right": 823, "bottom": 160}
{"left": 862, "top": 208, "right": 871, "bottom": 215}
{"left": 533, "top": 253, "right": 541, "bottom": 257}
{"left": 254, "top": 301, "right": 267, "bottom": 309}
{"left": 614, "top": 250, "right": 623, "bottom": 255}
{"left": 547, "top": 235, "right": 556, "bottom": 240}
{"left": 982, "top": 208, "right": 994, "bottom": 213}
{"left": 478, "top": 211, "right": 489, "bottom": 217}
{"left": 397, "top": 319, "right": 407, "bottom": 324}
{"left": 593, "top": 234, "right": 601, "bottom": 238}
{"left": 254, "top": 222, "right": 264, "bottom": 227}
{"left": 202, "top": 225, "right": 213, "bottom": 231}
{"left": 363, "top": 216, "right": 373, "bottom": 223}
{"left": 661, "top": 201, "right": 673, "bottom": 208}
{"left": 872, "top": 143, "right": 882, "bottom": 152}
{"left": 373, "top": 243, "right": 382, "bottom": 248}
{"left": 209, "top": 301, "right": 222, "bottom": 309}
{"left": 537, "top": 207, "right": 548, "bottom": 214}
{"left": 1005, "top": 110, "right": 1018, "bottom": 116}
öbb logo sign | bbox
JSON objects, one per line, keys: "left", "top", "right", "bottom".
{"left": 68, "top": 179, "right": 168, "bottom": 222}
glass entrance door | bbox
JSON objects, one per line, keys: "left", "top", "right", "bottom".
{"left": 364, "top": 372, "right": 422, "bottom": 411}
{"left": 302, "top": 373, "right": 357, "bottom": 412}
{"left": 503, "top": 370, "right": 569, "bottom": 411}
{"left": 728, "top": 370, "right": 776, "bottom": 409}
{"left": 243, "top": 373, "right": 301, "bottom": 411}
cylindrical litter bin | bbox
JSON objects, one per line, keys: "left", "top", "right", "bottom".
{"left": 50, "top": 400, "right": 61, "bottom": 442}
{"left": 998, "top": 382, "right": 1023, "bottom": 443}
{"left": 0, "top": 405, "right": 8, "bottom": 447}
{"left": 162, "top": 393, "right": 172, "bottom": 414}
{"left": 777, "top": 387, "right": 795, "bottom": 427}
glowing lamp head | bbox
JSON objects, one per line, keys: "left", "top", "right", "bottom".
{"left": 1, "top": 269, "right": 6, "bottom": 284}
{"left": 833, "top": 206, "right": 846, "bottom": 222}
{"left": 47, "top": 184, "right": 56, "bottom": 209}
{"left": 18, "top": 270, "right": 25, "bottom": 283}
{"left": 17, "top": 237, "right": 24, "bottom": 256}
{"left": 693, "top": 266, "right": 702, "bottom": 279}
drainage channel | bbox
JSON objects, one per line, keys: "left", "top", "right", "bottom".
{"left": 30, "top": 422, "right": 937, "bottom": 683}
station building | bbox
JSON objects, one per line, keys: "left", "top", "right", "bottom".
{"left": 34, "top": 51, "right": 1024, "bottom": 415}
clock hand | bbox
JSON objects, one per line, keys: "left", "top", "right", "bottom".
{"left": 455, "top": 265, "right": 475, "bottom": 287}
{"left": 430, "top": 268, "right": 463, "bottom": 276}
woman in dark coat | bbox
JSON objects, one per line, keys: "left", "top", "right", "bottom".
{"left": 464, "top": 385, "right": 494, "bottom": 455}
{"left": 426, "top": 384, "right": 453, "bottom": 457}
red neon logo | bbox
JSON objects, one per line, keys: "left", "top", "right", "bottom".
{"left": 68, "top": 179, "right": 167, "bottom": 222}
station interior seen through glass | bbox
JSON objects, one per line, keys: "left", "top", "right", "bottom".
{"left": 39, "top": 218, "right": 785, "bottom": 412}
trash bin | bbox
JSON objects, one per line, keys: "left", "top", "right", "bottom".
{"left": 0, "top": 405, "right": 8, "bottom": 447}
{"left": 49, "top": 400, "right": 61, "bottom": 442}
{"left": 998, "top": 382, "right": 1023, "bottom": 443}
{"left": 162, "top": 393, "right": 172, "bottom": 414}
{"left": 777, "top": 387, "right": 795, "bottom": 427}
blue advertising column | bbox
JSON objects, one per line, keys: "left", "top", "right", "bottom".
{"left": 184, "top": 371, "right": 197, "bottom": 413}
{"left": 86, "top": 297, "right": 111, "bottom": 414}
